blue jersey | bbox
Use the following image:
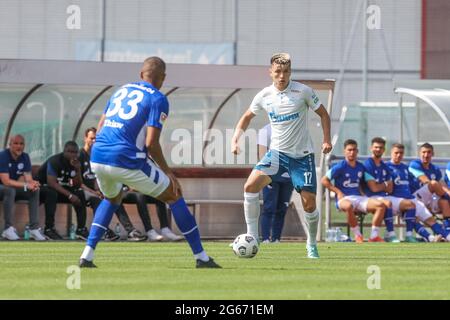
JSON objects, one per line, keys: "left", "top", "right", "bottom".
{"left": 363, "top": 158, "right": 392, "bottom": 197}
{"left": 326, "top": 160, "right": 368, "bottom": 196}
{"left": 0, "top": 149, "right": 32, "bottom": 182}
{"left": 445, "top": 162, "right": 450, "bottom": 188}
{"left": 386, "top": 161, "right": 414, "bottom": 199}
{"left": 408, "top": 159, "right": 442, "bottom": 193}
{"left": 91, "top": 81, "right": 169, "bottom": 170}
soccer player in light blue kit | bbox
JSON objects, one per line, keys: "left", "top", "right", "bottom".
{"left": 387, "top": 143, "right": 449, "bottom": 242}
{"left": 408, "top": 143, "right": 450, "bottom": 232}
{"left": 79, "top": 57, "right": 220, "bottom": 268}
{"left": 231, "top": 53, "right": 332, "bottom": 258}
{"left": 321, "top": 139, "right": 386, "bottom": 243}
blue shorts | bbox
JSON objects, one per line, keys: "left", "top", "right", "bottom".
{"left": 254, "top": 150, "right": 317, "bottom": 194}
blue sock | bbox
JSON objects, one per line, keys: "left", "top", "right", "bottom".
{"left": 169, "top": 197, "right": 204, "bottom": 255}
{"left": 384, "top": 208, "right": 394, "bottom": 232}
{"left": 87, "top": 200, "right": 119, "bottom": 249}
{"left": 444, "top": 218, "right": 450, "bottom": 231}
{"left": 431, "top": 223, "right": 449, "bottom": 238}
{"left": 414, "top": 222, "right": 431, "bottom": 241}
{"left": 403, "top": 209, "right": 416, "bottom": 232}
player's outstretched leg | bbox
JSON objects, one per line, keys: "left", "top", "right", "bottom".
{"left": 79, "top": 199, "right": 119, "bottom": 268}
{"left": 169, "top": 197, "right": 221, "bottom": 268}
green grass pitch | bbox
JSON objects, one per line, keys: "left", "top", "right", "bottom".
{"left": 1, "top": 241, "right": 449, "bottom": 299}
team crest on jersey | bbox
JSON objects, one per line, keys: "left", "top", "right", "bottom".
{"left": 18, "top": 163, "right": 24, "bottom": 170}
{"left": 159, "top": 112, "right": 168, "bottom": 125}
{"left": 358, "top": 171, "right": 363, "bottom": 178}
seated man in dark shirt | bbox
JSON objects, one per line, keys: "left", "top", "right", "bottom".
{"left": 37, "top": 141, "right": 89, "bottom": 240}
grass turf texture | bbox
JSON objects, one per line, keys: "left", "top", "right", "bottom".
{"left": 0, "top": 241, "right": 449, "bottom": 299}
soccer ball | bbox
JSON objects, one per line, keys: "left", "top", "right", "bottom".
{"left": 232, "top": 233, "right": 259, "bottom": 258}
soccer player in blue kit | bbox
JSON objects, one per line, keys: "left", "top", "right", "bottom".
{"left": 79, "top": 57, "right": 220, "bottom": 268}
{"left": 321, "top": 139, "right": 386, "bottom": 243}
{"left": 231, "top": 53, "right": 332, "bottom": 258}
{"left": 387, "top": 143, "right": 450, "bottom": 242}
{"left": 408, "top": 143, "right": 450, "bottom": 232}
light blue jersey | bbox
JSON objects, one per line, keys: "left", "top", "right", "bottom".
{"left": 91, "top": 81, "right": 169, "bottom": 170}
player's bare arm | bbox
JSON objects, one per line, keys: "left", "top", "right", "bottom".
{"left": 231, "top": 109, "right": 256, "bottom": 154}
{"left": 146, "top": 126, "right": 181, "bottom": 196}
{"left": 366, "top": 179, "right": 389, "bottom": 193}
{"left": 321, "top": 176, "right": 344, "bottom": 200}
{"left": 47, "top": 174, "right": 81, "bottom": 206}
{"left": 314, "top": 105, "right": 332, "bottom": 154}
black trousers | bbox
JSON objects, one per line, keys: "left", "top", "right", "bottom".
{"left": 122, "top": 192, "right": 169, "bottom": 232}
{"left": 39, "top": 186, "right": 87, "bottom": 230}
{"left": 87, "top": 195, "right": 135, "bottom": 233}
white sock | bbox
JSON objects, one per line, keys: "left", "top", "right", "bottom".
{"left": 351, "top": 226, "right": 361, "bottom": 237}
{"left": 405, "top": 231, "right": 413, "bottom": 237}
{"left": 80, "top": 246, "right": 95, "bottom": 261}
{"left": 244, "top": 192, "right": 260, "bottom": 240}
{"left": 370, "top": 226, "right": 380, "bottom": 239}
{"left": 305, "top": 210, "right": 319, "bottom": 245}
{"left": 194, "top": 250, "right": 209, "bottom": 262}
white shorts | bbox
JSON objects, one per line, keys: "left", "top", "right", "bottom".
{"left": 91, "top": 162, "right": 170, "bottom": 199}
{"left": 370, "top": 196, "right": 403, "bottom": 215}
{"left": 338, "top": 195, "right": 369, "bottom": 213}
{"left": 413, "top": 185, "right": 440, "bottom": 214}
{"left": 413, "top": 199, "right": 433, "bottom": 221}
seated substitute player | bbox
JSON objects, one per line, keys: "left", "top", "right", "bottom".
{"left": 363, "top": 137, "right": 415, "bottom": 243}
{"left": 408, "top": 143, "right": 450, "bottom": 231}
{"left": 231, "top": 53, "right": 332, "bottom": 259}
{"left": 321, "top": 139, "right": 386, "bottom": 243}
{"left": 387, "top": 143, "right": 450, "bottom": 242}
{"left": 37, "top": 141, "right": 89, "bottom": 240}
{"left": 79, "top": 56, "right": 220, "bottom": 268}
{"left": 0, "top": 135, "right": 46, "bottom": 240}
{"left": 80, "top": 127, "right": 146, "bottom": 241}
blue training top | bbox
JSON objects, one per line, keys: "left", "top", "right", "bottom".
{"left": 0, "top": 149, "right": 32, "bottom": 182}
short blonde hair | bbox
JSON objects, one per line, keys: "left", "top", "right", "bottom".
{"left": 270, "top": 53, "right": 291, "bottom": 66}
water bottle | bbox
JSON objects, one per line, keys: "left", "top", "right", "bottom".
{"left": 69, "top": 224, "right": 76, "bottom": 240}
{"left": 114, "top": 223, "right": 121, "bottom": 238}
{"left": 24, "top": 225, "right": 30, "bottom": 240}
{"left": 335, "top": 227, "right": 342, "bottom": 242}
{"left": 325, "top": 229, "right": 335, "bottom": 242}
